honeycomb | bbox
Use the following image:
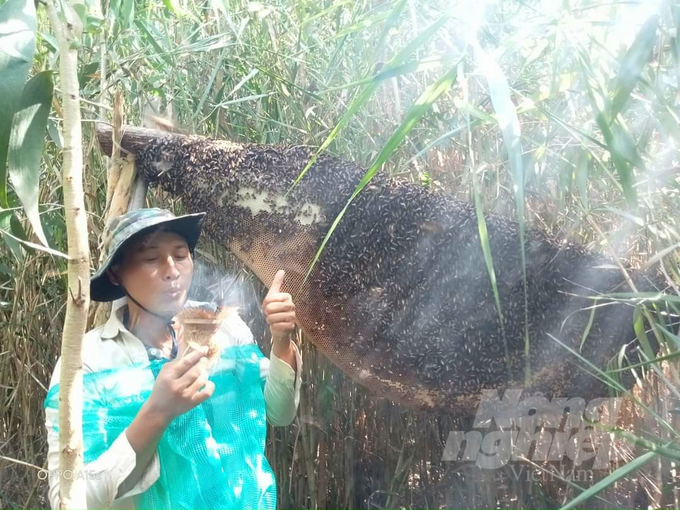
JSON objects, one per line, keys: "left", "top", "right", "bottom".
{"left": 136, "top": 134, "right": 666, "bottom": 412}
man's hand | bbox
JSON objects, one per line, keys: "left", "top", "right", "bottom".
{"left": 143, "top": 345, "right": 214, "bottom": 424}
{"left": 123, "top": 346, "right": 214, "bottom": 498}
{"left": 262, "top": 270, "right": 298, "bottom": 372}
{"left": 263, "top": 270, "right": 296, "bottom": 340}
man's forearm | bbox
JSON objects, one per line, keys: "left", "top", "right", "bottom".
{"left": 272, "top": 338, "right": 297, "bottom": 372}
{"left": 116, "top": 404, "right": 170, "bottom": 498}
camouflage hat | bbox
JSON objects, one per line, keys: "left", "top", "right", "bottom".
{"left": 90, "top": 208, "right": 206, "bottom": 302}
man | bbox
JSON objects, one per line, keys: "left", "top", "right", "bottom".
{"left": 44, "top": 208, "right": 302, "bottom": 509}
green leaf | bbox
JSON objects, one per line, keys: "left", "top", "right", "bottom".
{"left": 473, "top": 40, "right": 530, "bottom": 382}
{"left": 474, "top": 43, "right": 524, "bottom": 210}
{"left": 319, "top": 54, "right": 460, "bottom": 94}
{"left": 602, "top": 292, "right": 680, "bottom": 305}
{"left": 334, "top": 10, "right": 391, "bottom": 39}
{"left": 163, "top": 0, "right": 182, "bottom": 17}
{"left": 578, "top": 47, "right": 638, "bottom": 208}
{"left": 38, "top": 30, "right": 58, "bottom": 53}
{"left": 196, "top": 47, "right": 230, "bottom": 121}
{"left": 135, "top": 20, "right": 173, "bottom": 65}
{"left": 0, "top": 210, "right": 23, "bottom": 261}
{"left": 302, "top": 0, "right": 353, "bottom": 27}
{"left": 0, "top": 213, "right": 68, "bottom": 258}
{"left": 288, "top": 14, "right": 450, "bottom": 190}
{"left": 47, "top": 118, "right": 63, "bottom": 149}
{"left": 471, "top": 165, "right": 509, "bottom": 367}
{"left": 672, "top": 4, "right": 680, "bottom": 67}
{"left": 0, "top": 0, "right": 37, "bottom": 207}
{"left": 399, "top": 122, "right": 477, "bottom": 172}
{"left": 10, "top": 210, "right": 33, "bottom": 255}
{"left": 369, "top": 66, "right": 460, "bottom": 173}
{"left": 609, "top": 14, "right": 658, "bottom": 119}
{"left": 72, "top": 4, "right": 103, "bottom": 34}
{"left": 632, "top": 306, "right": 656, "bottom": 363}
{"left": 7, "top": 71, "right": 53, "bottom": 248}
{"left": 560, "top": 451, "right": 657, "bottom": 510}
{"left": 121, "top": 0, "right": 135, "bottom": 30}
{"left": 607, "top": 347, "right": 680, "bottom": 373}
{"left": 78, "top": 61, "right": 101, "bottom": 90}
{"left": 548, "top": 332, "right": 675, "bottom": 437}
{"left": 453, "top": 96, "right": 496, "bottom": 123}
{"left": 371, "top": 0, "right": 407, "bottom": 61}
{"left": 575, "top": 152, "right": 589, "bottom": 210}
{"left": 304, "top": 63, "right": 461, "bottom": 280}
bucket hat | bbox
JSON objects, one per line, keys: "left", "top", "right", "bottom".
{"left": 90, "top": 208, "right": 206, "bottom": 302}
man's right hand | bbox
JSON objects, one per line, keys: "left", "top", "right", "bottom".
{"left": 120, "top": 345, "right": 215, "bottom": 500}
{"left": 144, "top": 345, "right": 215, "bottom": 424}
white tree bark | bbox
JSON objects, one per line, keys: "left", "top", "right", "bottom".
{"left": 45, "top": 1, "right": 90, "bottom": 508}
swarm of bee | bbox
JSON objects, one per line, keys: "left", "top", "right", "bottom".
{"left": 177, "top": 306, "right": 232, "bottom": 367}
{"left": 133, "top": 131, "right": 671, "bottom": 411}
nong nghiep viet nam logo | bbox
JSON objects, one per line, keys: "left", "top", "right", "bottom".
{"left": 441, "top": 390, "right": 622, "bottom": 470}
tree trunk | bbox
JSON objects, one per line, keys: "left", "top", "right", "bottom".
{"left": 45, "top": 2, "right": 90, "bottom": 508}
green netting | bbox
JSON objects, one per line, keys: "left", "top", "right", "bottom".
{"left": 44, "top": 344, "right": 276, "bottom": 510}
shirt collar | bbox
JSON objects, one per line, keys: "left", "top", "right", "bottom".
{"left": 100, "top": 298, "right": 129, "bottom": 340}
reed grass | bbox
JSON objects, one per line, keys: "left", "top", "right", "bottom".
{"left": 1, "top": 0, "right": 679, "bottom": 508}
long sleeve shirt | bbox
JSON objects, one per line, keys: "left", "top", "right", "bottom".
{"left": 44, "top": 299, "right": 302, "bottom": 510}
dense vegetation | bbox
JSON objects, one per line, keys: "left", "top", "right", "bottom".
{"left": 1, "top": 0, "right": 679, "bottom": 508}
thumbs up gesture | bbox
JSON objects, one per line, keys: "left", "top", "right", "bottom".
{"left": 262, "top": 270, "right": 296, "bottom": 341}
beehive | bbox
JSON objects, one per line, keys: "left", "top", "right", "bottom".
{"left": 133, "top": 132, "right": 665, "bottom": 412}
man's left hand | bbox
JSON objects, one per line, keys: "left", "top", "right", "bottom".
{"left": 262, "top": 270, "right": 298, "bottom": 372}
{"left": 263, "top": 269, "right": 296, "bottom": 341}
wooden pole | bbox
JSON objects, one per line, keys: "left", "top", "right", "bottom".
{"left": 45, "top": 1, "right": 90, "bottom": 507}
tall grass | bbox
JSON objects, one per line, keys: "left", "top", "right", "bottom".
{"left": 1, "top": 0, "right": 679, "bottom": 508}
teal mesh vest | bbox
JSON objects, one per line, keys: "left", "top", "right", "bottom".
{"left": 44, "top": 344, "right": 277, "bottom": 509}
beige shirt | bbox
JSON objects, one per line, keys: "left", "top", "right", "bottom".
{"left": 44, "top": 299, "right": 302, "bottom": 510}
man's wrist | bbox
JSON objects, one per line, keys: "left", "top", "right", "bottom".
{"left": 271, "top": 336, "right": 297, "bottom": 372}
{"left": 138, "top": 402, "right": 172, "bottom": 431}
{"left": 271, "top": 335, "right": 291, "bottom": 354}
{"left": 125, "top": 403, "right": 171, "bottom": 457}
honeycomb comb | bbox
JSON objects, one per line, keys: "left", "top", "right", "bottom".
{"left": 178, "top": 306, "right": 233, "bottom": 366}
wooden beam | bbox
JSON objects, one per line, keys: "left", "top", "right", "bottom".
{"left": 95, "top": 123, "right": 186, "bottom": 157}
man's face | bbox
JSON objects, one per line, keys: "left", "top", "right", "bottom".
{"left": 111, "top": 230, "right": 194, "bottom": 316}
